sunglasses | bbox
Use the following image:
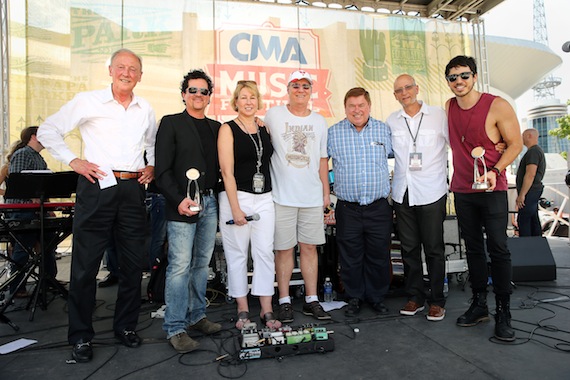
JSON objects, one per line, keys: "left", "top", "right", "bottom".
{"left": 187, "top": 87, "right": 211, "bottom": 96}
{"left": 446, "top": 71, "right": 474, "bottom": 82}
{"left": 290, "top": 83, "right": 311, "bottom": 90}
{"left": 394, "top": 84, "right": 416, "bottom": 95}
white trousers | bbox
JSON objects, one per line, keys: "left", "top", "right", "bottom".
{"left": 218, "top": 191, "right": 275, "bottom": 297}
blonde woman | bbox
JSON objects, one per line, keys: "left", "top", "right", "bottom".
{"left": 218, "top": 81, "right": 281, "bottom": 329}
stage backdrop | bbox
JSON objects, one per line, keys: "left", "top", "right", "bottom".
{"left": 6, "top": 0, "right": 471, "bottom": 172}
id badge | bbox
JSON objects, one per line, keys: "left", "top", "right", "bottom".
{"left": 409, "top": 152, "right": 422, "bottom": 171}
{"left": 252, "top": 172, "right": 265, "bottom": 193}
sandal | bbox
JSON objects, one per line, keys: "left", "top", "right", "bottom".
{"left": 260, "top": 312, "right": 282, "bottom": 330}
{"left": 235, "top": 311, "right": 250, "bottom": 330}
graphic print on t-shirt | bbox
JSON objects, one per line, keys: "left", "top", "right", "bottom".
{"left": 283, "top": 122, "right": 314, "bottom": 168}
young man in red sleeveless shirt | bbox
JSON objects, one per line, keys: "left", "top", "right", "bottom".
{"left": 445, "top": 56, "right": 522, "bottom": 342}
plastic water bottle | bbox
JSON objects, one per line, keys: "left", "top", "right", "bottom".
{"left": 323, "top": 277, "right": 333, "bottom": 302}
{"left": 443, "top": 277, "right": 449, "bottom": 298}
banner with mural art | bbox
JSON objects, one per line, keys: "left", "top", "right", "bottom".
{"left": 6, "top": 0, "right": 470, "bottom": 170}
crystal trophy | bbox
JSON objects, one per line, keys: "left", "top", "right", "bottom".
{"left": 471, "top": 146, "right": 489, "bottom": 190}
{"left": 186, "top": 168, "right": 202, "bottom": 212}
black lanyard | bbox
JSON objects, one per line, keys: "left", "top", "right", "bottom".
{"left": 403, "top": 112, "right": 424, "bottom": 153}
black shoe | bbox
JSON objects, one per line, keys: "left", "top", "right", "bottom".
{"left": 279, "top": 303, "right": 294, "bottom": 323}
{"left": 345, "top": 298, "right": 361, "bottom": 317}
{"left": 494, "top": 300, "right": 515, "bottom": 342}
{"left": 302, "top": 301, "right": 332, "bottom": 320}
{"left": 72, "top": 340, "right": 93, "bottom": 363}
{"left": 115, "top": 330, "right": 142, "bottom": 348}
{"left": 98, "top": 274, "right": 119, "bottom": 288}
{"left": 371, "top": 302, "right": 389, "bottom": 315}
{"left": 457, "top": 293, "right": 490, "bottom": 327}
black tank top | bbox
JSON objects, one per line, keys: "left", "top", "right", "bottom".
{"left": 226, "top": 119, "right": 273, "bottom": 193}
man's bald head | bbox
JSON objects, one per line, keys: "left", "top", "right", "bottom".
{"left": 522, "top": 128, "right": 539, "bottom": 148}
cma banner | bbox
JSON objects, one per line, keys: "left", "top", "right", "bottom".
{"left": 211, "top": 24, "right": 333, "bottom": 117}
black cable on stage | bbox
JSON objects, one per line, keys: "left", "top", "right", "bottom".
{"left": 109, "top": 352, "right": 179, "bottom": 380}
{"left": 485, "top": 285, "right": 570, "bottom": 351}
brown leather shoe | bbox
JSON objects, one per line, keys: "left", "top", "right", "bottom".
{"left": 426, "top": 305, "right": 445, "bottom": 321}
{"left": 189, "top": 318, "right": 221, "bottom": 335}
{"left": 400, "top": 300, "right": 425, "bottom": 316}
{"left": 169, "top": 332, "right": 199, "bottom": 353}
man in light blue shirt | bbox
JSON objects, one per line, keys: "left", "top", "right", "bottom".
{"left": 328, "top": 87, "right": 392, "bottom": 317}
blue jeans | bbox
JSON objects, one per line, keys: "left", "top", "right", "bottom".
{"left": 163, "top": 194, "right": 218, "bottom": 338}
{"left": 517, "top": 187, "right": 543, "bottom": 237}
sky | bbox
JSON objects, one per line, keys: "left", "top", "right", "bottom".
{"left": 483, "top": 0, "right": 570, "bottom": 120}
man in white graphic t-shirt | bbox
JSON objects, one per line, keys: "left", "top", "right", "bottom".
{"left": 264, "top": 70, "right": 331, "bottom": 323}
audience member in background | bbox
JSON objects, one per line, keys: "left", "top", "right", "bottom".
{"left": 5, "top": 126, "right": 58, "bottom": 298}
{"left": 515, "top": 128, "right": 546, "bottom": 237}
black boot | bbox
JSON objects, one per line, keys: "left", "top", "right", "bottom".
{"left": 494, "top": 298, "right": 515, "bottom": 342}
{"left": 456, "top": 292, "right": 490, "bottom": 327}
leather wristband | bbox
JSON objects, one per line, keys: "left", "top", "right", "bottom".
{"left": 489, "top": 166, "right": 501, "bottom": 176}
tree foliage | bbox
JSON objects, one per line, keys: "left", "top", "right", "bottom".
{"left": 549, "top": 99, "right": 570, "bottom": 139}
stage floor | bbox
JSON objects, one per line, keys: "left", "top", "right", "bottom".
{"left": 1, "top": 237, "right": 569, "bottom": 380}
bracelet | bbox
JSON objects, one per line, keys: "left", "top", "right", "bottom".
{"left": 489, "top": 166, "right": 501, "bottom": 175}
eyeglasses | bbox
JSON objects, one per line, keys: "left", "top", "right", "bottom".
{"left": 446, "top": 71, "right": 474, "bottom": 82}
{"left": 187, "top": 87, "right": 211, "bottom": 96}
{"left": 290, "top": 83, "right": 311, "bottom": 90}
{"left": 394, "top": 84, "right": 416, "bottom": 95}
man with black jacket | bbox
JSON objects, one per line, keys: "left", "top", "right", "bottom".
{"left": 155, "top": 69, "right": 222, "bottom": 353}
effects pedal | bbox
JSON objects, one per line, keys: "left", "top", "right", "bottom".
{"left": 238, "top": 323, "right": 334, "bottom": 360}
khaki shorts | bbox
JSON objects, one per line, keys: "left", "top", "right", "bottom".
{"left": 274, "top": 203, "right": 325, "bottom": 250}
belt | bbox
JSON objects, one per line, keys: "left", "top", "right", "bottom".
{"left": 113, "top": 171, "right": 142, "bottom": 180}
{"left": 339, "top": 198, "right": 384, "bottom": 207}
{"left": 202, "top": 188, "right": 215, "bottom": 196}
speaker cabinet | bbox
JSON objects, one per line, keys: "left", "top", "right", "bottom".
{"left": 507, "top": 237, "right": 557, "bottom": 282}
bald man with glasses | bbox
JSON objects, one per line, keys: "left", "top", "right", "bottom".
{"left": 386, "top": 74, "right": 449, "bottom": 322}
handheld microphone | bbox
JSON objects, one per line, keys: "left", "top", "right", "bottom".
{"left": 226, "top": 213, "right": 260, "bottom": 225}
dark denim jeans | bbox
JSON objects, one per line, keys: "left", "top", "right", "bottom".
{"left": 454, "top": 191, "right": 512, "bottom": 296}
{"left": 517, "top": 187, "right": 543, "bottom": 237}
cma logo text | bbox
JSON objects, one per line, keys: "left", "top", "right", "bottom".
{"left": 230, "top": 33, "right": 307, "bottom": 64}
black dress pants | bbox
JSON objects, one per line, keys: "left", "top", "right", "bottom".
{"left": 68, "top": 177, "right": 146, "bottom": 345}
{"left": 335, "top": 198, "right": 392, "bottom": 304}
{"left": 393, "top": 192, "right": 447, "bottom": 307}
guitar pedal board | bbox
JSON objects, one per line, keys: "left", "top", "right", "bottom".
{"left": 238, "top": 322, "right": 334, "bottom": 360}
